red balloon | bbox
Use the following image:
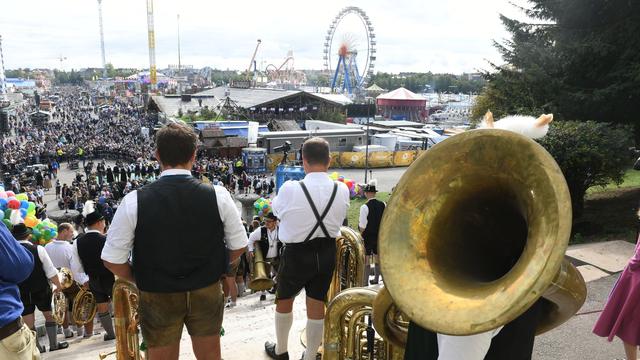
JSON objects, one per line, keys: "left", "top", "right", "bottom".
{"left": 7, "top": 199, "right": 20, "bottom": 210}
{"left": 5, "top": 191, "right": 15, "bottom": 198}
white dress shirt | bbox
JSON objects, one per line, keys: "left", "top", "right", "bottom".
{"left": 436, "top": 327, "right": 503, "bottom": 360}
{"left": 19, "top": 240, "right": 58, "bottom": 279}
{"left": 101, "top": 169, "right": 248, "bottom": 264}
{"left": 272, "top": 172, "right": 350, "bottom": 243}
{"left": 45, "top": 240, "right": 89, "bottom": 284}
{"left": 248, "top": 226, "right": 279, "bottom": 258}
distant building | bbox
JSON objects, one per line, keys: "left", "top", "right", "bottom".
{"left": 376, "top": 87, "right": 428, "bottom": 122}
{"left": 199, "top": 126, "right": 248, "bottom": 158}
{"left": 257, "top": 128, "right": 365, "bottom": 154}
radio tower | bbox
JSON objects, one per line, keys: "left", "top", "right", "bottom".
{"left": 97, "top": 0, "right": 107, "bottom": 78}
{"left": 0, "top": 35, "right": 7, "bottom": 102}
{"left": 146, "top": 0, "right": 157, "bottom": 92}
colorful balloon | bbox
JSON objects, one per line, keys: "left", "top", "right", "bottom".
{"left": 15, "top": 193, "right": 28, "bottom": 202}
{"left": 24, "top": 215, "right": 38, "bottom": 228}
{"left": 7, "top": 199, "right": 20, "bottom": 210}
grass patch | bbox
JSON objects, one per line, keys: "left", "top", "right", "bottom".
{"left": 588, "top": 168, "right": 640, "bottom": 194}
{"left": 347, "top": 192, "right": 391, "bottom": 228}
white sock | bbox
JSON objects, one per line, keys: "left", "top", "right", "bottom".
{"left": 274, "top": 311, "right": 293, "bottom": 355}
{"left": 304, "top": 319, "right": 324, "bottom": 360}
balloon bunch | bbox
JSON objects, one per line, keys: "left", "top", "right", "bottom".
{"left": 329, "top": 172, "right": 361, "bottom": 198}
{"left": 253, "top": 197, "right": 272, "bottom": 218}
{"left": 0, "top": 187, "right": 58, "bottom": 245}
{"left": 31, "top": 220, "right": 58, "bottom": 246}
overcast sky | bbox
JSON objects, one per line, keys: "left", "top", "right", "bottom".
{"left": 0, "top": 0, "right": 531, "bottom": 74}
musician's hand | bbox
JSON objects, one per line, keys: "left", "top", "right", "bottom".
{"left": 82, "top": 282, "right": 90, "bottom": 290}
{"left": 249, "top": 251, "right": 254, "bottom": 259}
{"left": 52, "top": 286, "right": 61, "bottom": 293}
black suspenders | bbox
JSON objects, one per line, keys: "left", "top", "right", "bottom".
{"left": 299, "top": 181, "right": 338, "bottom": 242}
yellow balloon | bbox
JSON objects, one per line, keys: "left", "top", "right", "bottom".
{"left": 24, "top": 216, "right": 38, "bottom": 228}
{"left": 16, "top": 193, "right": 28, "bottom": 201}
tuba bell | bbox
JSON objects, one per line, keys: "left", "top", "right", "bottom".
{"left": 376, "top": 129, "right": 587, "bottom": 336}
{"left": 52, "top": 267, "right": 74, "bottom": 325}
{"left": 99, "top": 277, "right": 143, "bottom": 360}
{"left": 249, "top": 244, "right": 275, "bottom": 291}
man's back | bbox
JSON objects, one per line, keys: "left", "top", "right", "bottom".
{"left": 273, "top": 173, "right": 350, "bottom": 242}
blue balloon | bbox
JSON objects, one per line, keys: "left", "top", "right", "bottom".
{"left": 19, "top": 208, "right": 27, "bottom": 218}
{"left": 0, "top": 198, "right": 7, "bottom": 210}
{"left": 20, "top": 200, "right": 29, "bottom": 209}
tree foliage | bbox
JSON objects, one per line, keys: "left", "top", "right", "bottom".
{"left": 370, "top": 72, "right": 485, "bottom": 94}
{"left": 474, "top": 0, "right": 640, "bottom": 139}
{"left": 538, "top": 121, "right": 634, "bottom": 217}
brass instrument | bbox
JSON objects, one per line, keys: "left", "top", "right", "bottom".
{"left": 99, "top": 277, "right": 143, "bottom": 360}
{"left": 376, "top": 129, "right": 587, "bottom": 336}
{"left": 249, "top": 244, "right": 275, "bottom": 291}
{"left": 73, "top": 287, "right": 97, "bottom": 325}
{"left": 52, "top": 267, "right": 74, "bottom": 325}
{"left": 324, "top": 287, "right": 403, "bottom": 360}
{"left": 327, "top": 227, "right": 367, "bottom": 301}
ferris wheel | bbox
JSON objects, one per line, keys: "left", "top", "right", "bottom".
{"left": 323, "top": 6, "right": 376, "bottom": 95}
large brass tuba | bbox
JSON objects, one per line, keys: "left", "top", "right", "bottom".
{"left": 52, "top": 267, "right": 74, "bottom": 325}
{"left": 99, "top": 277, "right": 143, "bottom": 360}
{"left": 376, "top": 129, "right": 587, "bottom": 336}
{"left": 249, "top": 244, "right": 275, "bottom": 291}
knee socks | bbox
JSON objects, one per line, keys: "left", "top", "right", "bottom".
{"left": 98, "top": 312, "right": 115, "bottom": 338}
{"left": 45, "top": 321, "right": 59, "bottom": 349}
{"left": 275, "top": 311, "right": 293, "bottom": 355}
{"left": 304, "top": 319, "right": 324, "bottom": 360}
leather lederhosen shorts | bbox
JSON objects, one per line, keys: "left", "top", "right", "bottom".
{"left": 138, "top": 281, "right": 224, "bottom": 348}
{"left": 276, "top": 237, "right": 336, "bottom": 302}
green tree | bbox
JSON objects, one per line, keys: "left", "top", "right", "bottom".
{"left": 538, "top": 121, "right": 634, "bottom": 217}
{"left": 473, "top": 0, "right": 640, "bottom": 137}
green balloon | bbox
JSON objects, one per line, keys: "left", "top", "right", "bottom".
{"left": 2, "top": 219, "right": 12, "bottom": 229}
{"left": 27, "top": 202, "right": 35, "bottom": 212}
{"left": 4, "top": 209, "right": 11, "bottom": 219}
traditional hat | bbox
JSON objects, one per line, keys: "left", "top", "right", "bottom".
{"left": 265, "top": 212, "right": 278, "bottom": 221}
{"left": 11, "top": 223, "right": 31, "bottom": 240}
{"left": 364, "top": 180, "right": 378, "bottom": 193}
{"left": 83, "top": 200, "right": 104, "bottom": 226}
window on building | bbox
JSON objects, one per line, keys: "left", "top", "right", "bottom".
{"left": 339, "top": 138, "right": 347, "bottom": 146}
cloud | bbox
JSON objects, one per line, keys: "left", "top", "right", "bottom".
{"left": 0, "top": 0, "right": 530, "bottom": 73}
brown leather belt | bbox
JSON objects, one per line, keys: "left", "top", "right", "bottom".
{"left": 0, "top": 317, "right": 23, "bottom": 341}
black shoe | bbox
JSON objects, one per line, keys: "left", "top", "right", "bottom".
{"left": 369, "top": 279, "right": 379, "bottom": 285}
{"left": 265, "top": 341, "right": 289, "bottom": 360}
{"left": 50, "top": 341, "right": 69, "bottom": 352}
{"left": 268, "top": 286, "right": 277, "bottom": 294}
{"left": 104, "top": 334, "right": 116, "bottom": 341}
{"left": 38, "top": 344, "right": 46, "bottom": 353}
{"left": 260, "top": 294, "right": 267, "bottom": 301}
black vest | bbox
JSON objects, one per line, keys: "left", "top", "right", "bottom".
{"left": 133, "top": 175, "right": 226, "bottom": 293}
{"left": 18, "top": 242, "right": 49, "bottom": 293}
{"left": 257, "top": 226, "right": 282, "bottom": 259}
{"left": 362, "top": 199, "right": 385, "bottom": 243}
{"left": 77, "top": 231, "right": 111, "bottom": 278}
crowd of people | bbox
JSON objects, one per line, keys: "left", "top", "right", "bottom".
{"left": 2, "top": 87, "right": 155, "bottom": 173}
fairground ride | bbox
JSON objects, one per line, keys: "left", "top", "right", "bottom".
{"left": 323, "top": 6, "right": 376, "bottom": 96}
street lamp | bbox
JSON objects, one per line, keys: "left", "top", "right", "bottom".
{"left": 364, "top": 98, "right": 373, "bottom": 184}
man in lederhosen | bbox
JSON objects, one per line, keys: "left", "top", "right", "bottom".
{"left": 358, "top": 181, "right": 385, "bottom": 285}
{"left": 12, "top": 223, "right": 68, "bottom": 353}
{"left": 265, "top": 137, "right": 350, "bottom": 360}
{"left": 73, "top": 204, "right": 116, "bottom": 341}
{"left": 102, "top": 122, "right": 248, "bottom": 360}
{"left": 248, "top": 212, "right": 283, "bottom": 301}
